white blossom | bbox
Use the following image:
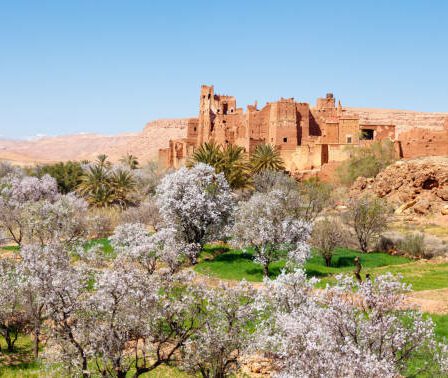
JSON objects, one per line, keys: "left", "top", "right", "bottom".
{"left": 232, "top": 190, "right": 312, "bottom": 276}
{"left": 156, "top": 163, "right": 234, "bottom": 264}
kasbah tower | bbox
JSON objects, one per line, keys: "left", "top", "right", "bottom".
{"left": 158, "top": 85, "right": 448, "bottom": 174}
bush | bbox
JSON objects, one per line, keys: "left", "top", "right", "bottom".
{"left": 337, "top": 140, "right": 396, "bottom": 185}
{"left": 398, "top": 233, "right": 426, "bottom": 258}
{"left": 33, "top": 161, "right": 84, "bottom": 194}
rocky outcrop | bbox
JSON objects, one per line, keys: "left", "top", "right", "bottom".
{"left": 350, "top": 157, "right": 448, "bottom": 215}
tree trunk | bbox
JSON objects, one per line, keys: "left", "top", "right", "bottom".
{"left": 325, "top": 255, "right": 332, "bottom": 267}
{"left": 5, "top": 328, "right": 15, "bottom": 352}
{"left": 354, "top": 256, "right": 362, "bottom": 283}
{"left": 33, "top": 325, "right": 40, "bottom": 358}
{"left": 263, "top": 263, "right": 270, "bottom": 277}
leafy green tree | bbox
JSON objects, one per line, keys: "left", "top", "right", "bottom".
{"left": 250, "top": 144, "right": 285, "bottom": 174}
{"left": 33, "top": 161, "right": 84, "bottom": 194}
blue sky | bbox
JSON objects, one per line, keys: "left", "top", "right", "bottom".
{"left": 1, "top": 0, "right": 447, "bottom": 139}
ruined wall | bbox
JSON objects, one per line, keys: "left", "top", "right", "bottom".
{"left": 347, "top": 108, "right": 448, "bottom": 136}
{"left": 289, "top": 143, "right": 323, "bottom": 171}
{"left": 398, "top": 126, "right": 448, "bottom": 158}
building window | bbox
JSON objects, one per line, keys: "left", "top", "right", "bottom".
{"left": 194, "top": 127, "right": 197, "bottom": 132}
{"left": 361, "top": 129, "right": 374, "bottom": 140}
{"left": 283, "top": 137, "right": 288, "bottom": 143}
{"left": 346, "top": 136, "right": 352, "bottom": 144}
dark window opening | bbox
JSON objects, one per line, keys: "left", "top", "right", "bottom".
{"left": 230, "top": 109, "right": 234, "bottom": 113}
{"left": 347, "top": 136, "right": 352, "bottom": 144}
{"left": 223, "top": 103, "right": 228, "bottom": 115}
{"left": 223, "top": 120, "right": 226, "bottom": 124}
{"left": 361, "top": 129, "right": 374, "bottom": 140}
{"left": 207, "top": 94, "right": 211, "bottom": 99}
{"left": 193, "top": 127, "right": 197, "bottom": 132}
{"left": 283, "top": 137, "right": 288, "bottom": 143}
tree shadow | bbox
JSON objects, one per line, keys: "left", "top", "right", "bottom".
{"left": 333, "top": 256, "right": 356, "bottom": 268}
{"left": 214, "top": 251, "right": 252, "bottom": 262}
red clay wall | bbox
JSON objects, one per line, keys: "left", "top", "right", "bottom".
{"left": 398, "top": 127, "right": 448, "bottom": 158}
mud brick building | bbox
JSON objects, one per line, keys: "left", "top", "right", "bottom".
{"left": 159, "top": 85, "right": 447, "bottom": 172}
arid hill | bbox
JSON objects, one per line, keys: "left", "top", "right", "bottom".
{"left": 0, "top": 119, "right": 189, "bottom": 165}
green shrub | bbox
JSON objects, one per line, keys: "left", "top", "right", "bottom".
{"left": 32, "top": 161, "right": 84, "bottom": 194}
{"left": 398, "top": 232, "right": 426, "bottom": 258}
{"left": 337, "top": 140, "right": 396, "bottom": 185}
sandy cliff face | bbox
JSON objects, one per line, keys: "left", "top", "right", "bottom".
{"left": 0, "top": 119, "right": 189, "bottom": 165}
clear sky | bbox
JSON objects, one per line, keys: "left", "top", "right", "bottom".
{"left": 1, "top": 0, "right": 447, "bottom": 139}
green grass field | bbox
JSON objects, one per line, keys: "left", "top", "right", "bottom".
{"left": 195, "top": 246, "right": 448, "bottom": 291}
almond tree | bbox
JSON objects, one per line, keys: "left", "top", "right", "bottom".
{"left": 19, "top": 243, "right": 88, "bottom": 361}
{"left": 0, "top": 259, "right": 29, "bottom": 352}
{"left": 181, "top": 281, "right": 257, "bottom": 378}
{"left": 0, "top": 174, "right": 58, "bottom": 245}
{"left": 345, "top": 196, "right": 390, "bottom": 252}
{"left": 232, "top": 190, "right": 312, "bottom": 276}
{"left": 110, "top": 223, "right": 188, "bottom": 274}
{"left": 0, "top": 174, "right": 88, "bottom": 246}
{"left": 255, "top": 270, "right": 448, "bottom": 377}
{"left": 156, "top": 163, "right": 234, "bottom": 264}
{"left": 311, "top": 217, "right": 347, "bottom": 266}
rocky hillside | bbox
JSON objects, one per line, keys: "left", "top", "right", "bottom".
{"left": 0, "top": 119, "right": 189, "bottom": 165}
{"left": 350, "top": 157, "right": 448, "bottom": 216}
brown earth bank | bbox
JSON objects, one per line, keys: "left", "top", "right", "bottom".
{"left": 0, "top": 118, "right": 189, "bottom": 165}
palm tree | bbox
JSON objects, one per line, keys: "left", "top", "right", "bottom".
{"left": 220, "top": 144, "right": 252, "bottom": 190}
{"left": 111, "top": 168, "right": 137, "bottom": 208}
{"left": 187, "top": 141, "right": 222, "bottom": 168}
{"left": 96, "top": 154, "right": 111, "bottom": 169}
{"left": 188, "top": 142, "right": 252, "bottom": 189}
{"left": 250, "top": 144, "right": 285, "bottom": 174}
{"left": 78, "top": 165, "right": 114, "bottom": 207}
{"left": 120, "top": 153, "right": 139, "bottom": 170}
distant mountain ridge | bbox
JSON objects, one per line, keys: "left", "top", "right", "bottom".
{"left": 0, "top": 119, "right": 189, "bottom": 165}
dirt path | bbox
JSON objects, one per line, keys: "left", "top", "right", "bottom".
{"left": 407, "top": 288, "right": 448, "bottom": 314}
{"left": 194, "top": 270, "right": 448, "bottom": 315}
